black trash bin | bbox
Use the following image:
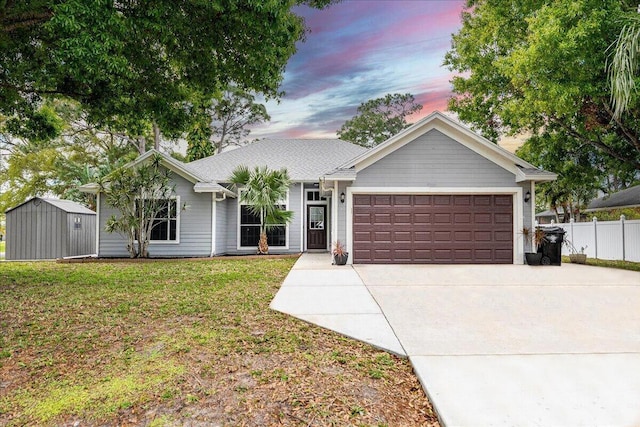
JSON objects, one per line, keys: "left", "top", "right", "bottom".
{"left": 538, "top": 226, "right": 565, "bottom": 266}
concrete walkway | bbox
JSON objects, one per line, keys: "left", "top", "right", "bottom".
{"left": 270, "top": 253, "right": 405, "bottom": 355}
{"left": 271, "top": 254, "right": 640, "bottom": 426}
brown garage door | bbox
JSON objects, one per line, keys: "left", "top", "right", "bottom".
{"left": 353, "top": 194, "right": 513, "bottom": 264}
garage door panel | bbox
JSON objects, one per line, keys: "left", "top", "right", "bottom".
{"left": 374, "top": 231, "right": 392, "bottom": 242}
{"left": 373, "top": 195, "right": 392, "bottom": 205}
{"left": 394, "top": 231, "right": 412, "bottom": 242}
{"left": 454, "top": 231, "right": 472, "bottom": 242}
{"left": 393, "top": 213, "right": 412, "bottom": 224}
{"left": 454, "top": 213, "right": 471, "bottom": 223}
{"left": 414, "top": 213, "right": 431, "bottom": 223}
{"left": 353, "top": 194, "right": 513, "bottom": 264}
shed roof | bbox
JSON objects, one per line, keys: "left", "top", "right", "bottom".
{"left": 187, "top": 139, "right": 367, "bottom": 182}
{"left": 585, "top": 185, "right": 640, "bottom": 211}
{"left": 6, "top": 197, "right": 95, "bottom": 215}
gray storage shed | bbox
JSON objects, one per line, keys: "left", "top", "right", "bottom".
{"left": 5, "top": 197, "right": 96, "bottom": 260}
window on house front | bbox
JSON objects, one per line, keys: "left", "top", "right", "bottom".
{"left": 136, "top": 198, "right": 179, "bottom": 242}
{"left": 239, "top": 204, "right": 287, "bottom": 248}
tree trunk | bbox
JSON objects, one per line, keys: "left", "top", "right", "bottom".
{"left": 153, "top": 122, "right": 160, "bottom": 151}
{"left": 258, "top": 231, "right": 269, "bottom": 255}
{"left": 137, "top": 136, "right": 146, "bottom": 154}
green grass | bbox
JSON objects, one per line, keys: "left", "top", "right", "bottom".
{"left": 563, "top": 256, "right": 640, "bottom": 272}
{"left": 0, "top": 258, "right": 436, "bottom": 426}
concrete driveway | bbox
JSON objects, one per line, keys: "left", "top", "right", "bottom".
{"left": 271, "top": 255, "right": 640, "bottom": 426}
{"left": 357, "top": 264, "right": 640, "bottom": 427}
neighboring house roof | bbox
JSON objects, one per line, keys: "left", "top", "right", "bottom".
{"left": 535, "top": 208, "right": 564, "bottom": 218}
{"left": 187, "top": 139, "right": 368, "bottom": 182}
{"left": 327, "top": 111, "right": 556, "bottom": 183}
{"left": 585, "top": 185, "right": 640, "bottom": 211}
{"left": 6, "top": 197, "right": 95, "bottom": 215}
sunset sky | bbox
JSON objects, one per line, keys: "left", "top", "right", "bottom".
{"left": 250, "top": 0, "right": 466, "bottom": 140}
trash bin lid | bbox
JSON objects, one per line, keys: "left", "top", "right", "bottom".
{"left": 539, "top": 226, "right": 566, "bottom": 235}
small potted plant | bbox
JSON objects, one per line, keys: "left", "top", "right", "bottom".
{"left": 522, "top": 227, "right": 545, "bottom": 265}
{"left": 332, "top": 240, "right": 349, "bottom": 265}
{"left": 566, "top": 240, "right": 588, "bottom": 264}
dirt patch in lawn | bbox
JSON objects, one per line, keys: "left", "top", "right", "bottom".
{"left": 0, "top": 259, "right": 439, "bottom": 426}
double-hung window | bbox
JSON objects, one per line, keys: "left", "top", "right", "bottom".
{"left": 137, "top": 198, "right": 179, "bottom": 243}
{"left": 239, "top": 194, "right": 288, "bottom": 248}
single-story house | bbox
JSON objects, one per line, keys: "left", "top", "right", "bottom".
{"left": 80, "top": 111, "right": 556, "bottom": 264}
{"left": 584, "top": 185, "right": 640, "bottom": 213}
{"left": 5, "top": 197, "right": 96, "bottom": 260}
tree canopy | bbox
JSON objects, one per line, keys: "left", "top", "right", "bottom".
{"left": 445, "top": 0, "right": 640, "bottom": 217}
{"left": 445, "top": 0, "right": 640, "bottom": 171}
{"left": 186, "top": 86, "right": 270, "bottom": 161}
{"left": 337, "top": 93, "right": 422, "bottom": 148}
{"left": 0, "top": 0, "right": 332, "bottom": 140}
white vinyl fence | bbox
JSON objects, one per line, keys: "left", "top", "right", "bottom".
{"left": 541, "top": 216, "right": 640, "bottom": 262}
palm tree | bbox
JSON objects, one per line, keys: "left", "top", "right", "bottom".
{"left": 608, "top": 14, "right": 640, "bottom": 119}
{"left": 229, "top": 165, "right": 293, "bottom": 254}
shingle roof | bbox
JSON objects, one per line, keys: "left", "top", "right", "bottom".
{"left": 186, "top": 139, "right": 368, "bottom": 182}
{"left": 586, "top": 185, "right": 640, "bottom": 211}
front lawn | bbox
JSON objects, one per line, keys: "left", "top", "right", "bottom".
{"left": 0, "top": 258, "right": 438, "bottom": 426}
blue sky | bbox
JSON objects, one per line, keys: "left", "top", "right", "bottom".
{"left": 250, "top": 0, "right": 466, "bottom": 139}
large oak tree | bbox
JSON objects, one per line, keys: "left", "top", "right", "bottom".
{"left": 445, "top": 0, "right": 640, "bottom": 170}
{"left": 444, "top": 0, "right": 640, "bottom": 217}
{"left": 0, "top": 0, "right": 332, "bottom": 140}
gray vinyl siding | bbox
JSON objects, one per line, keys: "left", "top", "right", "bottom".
{"left": 214, "top": 196, "right": 227, "bottom": 255}
{"left": 337, "top": 181, "right": 349, "bottom": 246}
{"left": 520, "top": 181, "right": 532, "bottom": 230}
{"left": 98, "top": 173, "right": 212, "bottom": 257}
{"left": 289, "top": 182, "right": 302, "bottom": 253}
{"left": 353, "top": 129, "right": 516, "bottom": 187}
{"left": 224, "top": 182, "right": 302, "bottom": 254}
{"left": 224, "top": 197, "right": 238, "bottom": 253}
{"left": 6, "top": 199, "right": 95, "bottom": 260}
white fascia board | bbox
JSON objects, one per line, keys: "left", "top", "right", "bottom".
{"left": 78, "top": 182, "right": 101, "bottom": 194}
{"left": 193, "top": 182, "right": 236, "bottom": 197}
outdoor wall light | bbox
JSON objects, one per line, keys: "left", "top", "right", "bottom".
{"left": 340, "top": 192, "right": 345, "bottom": 203}
{"left": 524, "top": 191, "right": 531, "bottom": 203}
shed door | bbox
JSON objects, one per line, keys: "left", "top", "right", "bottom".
{"left": 352, "top": 194, "right": 513, "bottom": 264}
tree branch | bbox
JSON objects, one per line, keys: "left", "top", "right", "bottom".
{"left": 552, "top": 118, "right": 640, "bottom": 168}
{"left": 1, "top": 10, "right": 53, "bottom": 33}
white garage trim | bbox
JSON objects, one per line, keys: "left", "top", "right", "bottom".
{"left": 345, "top": 186, "right": 524, "bottom": 265}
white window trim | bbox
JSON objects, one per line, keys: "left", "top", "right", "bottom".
{"left": 345, "top": 187, "right": 523, "bottom": 265}
{"left": 147, "top": 195, "right": 181, "bottom": 245}
{"left": 237, "top": 189, "right": 290, "bottom": 250}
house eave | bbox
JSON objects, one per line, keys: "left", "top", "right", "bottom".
{"left": 193, "top": 182, "right": 236, "bottom": 197}
{"left": 78, "top": 182, "right": 101, "bottom": 194}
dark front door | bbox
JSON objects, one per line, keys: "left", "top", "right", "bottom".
{"left": 307, "top": 205, "right": 327, "bottom": 249}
